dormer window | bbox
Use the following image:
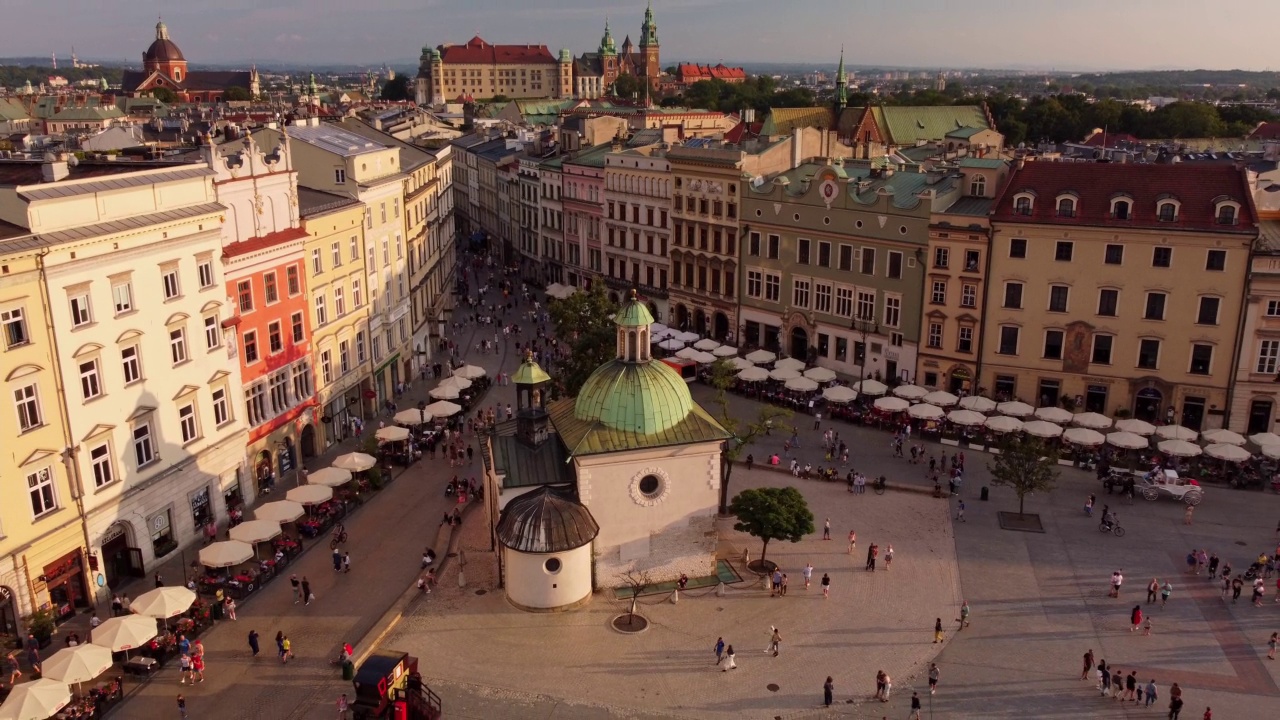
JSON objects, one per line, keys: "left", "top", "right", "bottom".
{"left": 1214, "top": 200, "right": 1240, "bottom": 225}
{"left": 1157, "top": 202, "right": 1178, "bottom": 222}
{"left": 969, "top": 175, "right": 986, "bottom": 197}
{"left": 1013, "top": 194, "right": 1033, "bottom": 215}
{"left": 1111, "top": 198, "right": 1131, "bottom": 220}
{"left": 1056, "top": 196, "right": 1076, "bottom": 218}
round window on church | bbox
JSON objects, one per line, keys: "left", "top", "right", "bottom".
{"left": 638, "top": 474, "right": 662, "bottom": 498}
{"left": 544, "top": 557, "right": 562, "bottom": 574}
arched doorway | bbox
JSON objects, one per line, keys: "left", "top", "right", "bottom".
{"left": 1134, "top": 388, "right": 1162, "bottom": 423}
{"left": 694, "top": 309, "right": 708, "bottom": 336}
{"left": 647, "top": 302, "right": 659, "bottom": 322}
{"left": 789, "top": 326, "right": 809, "bottom": 361}
{"left": 948, "top": 366, "right": 973, "bottom": 394}
{"left": 1248, "top": 398, "right": 1274, "bottom": 435}
{"left": 713, "top": 312, "right": 730, "bottom": 341}
{"left": 675, "top": 304, "right": 689, "bottom": 330}
{"left": 300, "top": 425, "right": 317, "bottom": 458}
{"left": 255, "top": 449, "right": 275, "bottom": 495}
{"left": 101, "top": 521, "right": 144, "bottom": 588}
{"left": 0, "top": 585, "right": 19, "bottom": 637}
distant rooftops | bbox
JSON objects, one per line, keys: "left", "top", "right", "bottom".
{"left": 286, "top": 123, "right": 386, "bottom": 157}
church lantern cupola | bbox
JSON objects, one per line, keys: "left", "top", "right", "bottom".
{"left": 513, "top": 353, "right": 553, "bottom": 447}
{"left": 614, "top": 289, "right": 654, "bottom": 364}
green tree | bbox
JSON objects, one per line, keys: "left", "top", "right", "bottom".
{"left": 547, "top": 284, "right": 618, "bottom": 397}
{"left": 150, "top": 87, "right": 178, "bottom": 104}
{"left": 708, "top": 357, "right": 791, "bottom": 514}
{"left": 223, "top": 86, "right": 250, "bottom": 102}
{"left": 612, "top": 73, "right": 643, "bottom": 100}
{"left": 987, "top": 434, "right": 1060, "bottom": 517}
{"left": 380, "top": 75, "right": 412, "bottom": 101}
{"left": 728, "top": 487, "right": 815, "bottom": 565}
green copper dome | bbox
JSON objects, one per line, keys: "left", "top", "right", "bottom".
{"left": 614, "top": 295, "right": 654, "bottom": 328}
{"left": 573, "top": 360, "right": 694, "bottom": 435}
{"left": 513, "top": 358, "right": 551, "bottom": 385}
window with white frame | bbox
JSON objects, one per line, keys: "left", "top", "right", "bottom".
{"left": 931, "top": 281, "right": 947, "bottom": 304}
{"left": 814, "top": 283, "right": 832, "bottom": 314}
{"left": 835, "top": 287, "right": 853, "bottom": 317}
{"left": 927, "top": 322, "right": 942, "bottom": 348}
{"left": 286, "top": 265, "right": 301, "bottom": 295}
{"left": 883, "top": 295, "right": 901, "bottom": 328}
{"left": 352, "top": 279, "right": 362, "bottom": 307}
{"left": 204, "top": 315, "right": 221, "bottom": 350}
{"left": 79, "top": 358, "right": 102, "bottom": 400}
{"left": 745, "top": 270, "right": 762, "bottom": 298}
{"left": 331, "top": 242, "right": 342, "bottom": 268}
{"left": 121, "top": 345, "right": 141, "bottom": 384}
{"left": 212, "top": 385, "right": 230, "bottom": 426}
{"left": 112, "top": 281, "right": 133, "bottom": 315}
{"left": 292, "top": 359, "right": 312, "bottom": 400}
{"left": 1268, "top": 299, "right": 1280, "bottom": 317}
{"left": 246, "top": 381, "right": 268, "bottom": 426}
{"left": 356, "top": 331, "right": 367, "bottom": 363}
{"left": 856, "top": 291, "right": 876, "bottom": 321}
{"left": 339, "top": 340, "right": 351, "bottom": 374}
{"left": 268, "top": 321, "right": 283, "bottom": 354}
{"left": 197, "top": 258, "right": 215, "bottom": 289}
{"left": 237, "top": 280, "right": 254, "bottom": 313}
{"left": 69, "top": 292, "right": 92, "bottom": 327}
{"left": 335, "top": 168, "right": 346, "bottom": 184}
{"left": 291, "top": 312, "right": 304, "bottom": 344}
{"left": 315, "top": 294, "right": 328, "bottom": 326}
{"left": 382, "top": 239, "right": 389, "bottom": 264}
{"left": 1, "top": 307, "right": 28, "bottom": 348}
{"left": 334, "top": 287, "right": 346, "bottom": 317}
{"left": 132, "top": 421, "right": 156, "bottom": 467}
{"left": 960, "top": 283, "right": 976, "bottom": 308}
{"left": 161, "top": 266, "right": 181, "bottom": 300}
{"left": 1258, "top": 340, "right": 1280, "bottom": 374}
{"left": 320, "top": 350, "right": 333, "bottom": 385}
{"left": 178, "top": 402, "right": 199, "bottom": 443}
{"left": 312, "top": 248, "right": 323, "bottom": 275}
{"left": 792, "top": 278, "right": 811, "bottom": 309}
{"left": 269, "top": 370, "right": 290, "bottom": 414}
{"left": 90, "top": 443, "right": 114, "bottom": 487}
{"left": 264, "top": 272, "right": 279, "bottom": 304}
{"left": 764, "top": 274, "right": 780, "bottom": 302}
{"left": 169, "top": 327, "right": 187, "bottom": 364}
{"left": 957, "top": 326, "right": 974, "bottom": 353}
{"left": 349, "top": 238, "right": 359, "bottom": 262}
{"left": 15, "top": 382, "right": 41, "bottom": 431}
{"left": 28, "top": 467, "right": 56, "bottom": 517}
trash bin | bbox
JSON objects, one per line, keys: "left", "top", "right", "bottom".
{"left": 342, "top": 660, "right": 355, "bottom": 681}
{"left": 980, "top": 486, "right": 989, "bottom": 501}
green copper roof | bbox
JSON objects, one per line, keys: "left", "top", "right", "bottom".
{"left": 873, "top": 106, "right": 991, "bottom": 146}
{"left": 553, "top": 394, "right": 730, "bottom": 457}
{"left": 573, "top": 360, "right": 692, "bottom": 435}
{"left": 513, "top": 358, "right": 551, "bottom": 385}
{"left": 614, "top": 296, "right": 654, "bottom": 327}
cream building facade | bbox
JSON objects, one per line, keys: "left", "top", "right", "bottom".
{"left": 603, "top": 141, "right": 671, "bottom": 320}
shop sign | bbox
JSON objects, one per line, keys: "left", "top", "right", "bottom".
{"left": 190, "top": 487, "right": 210, "bottom": 514}
{"left": 100, "top": 524, "right": 126, "bottom": 545}
{"left": 0, "top": 586, "right": 12, "bottom": 603}
{"left": 278, "top": 445, "right": 294, "bottom": 476}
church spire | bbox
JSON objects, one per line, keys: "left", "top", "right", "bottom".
{"left": 640, "top": 1, "right": 658, "bottom": 47}
{"left": 835, "top": 46, "right": 848, "bottom": 111}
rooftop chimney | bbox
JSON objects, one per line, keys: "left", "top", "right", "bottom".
{"left": 41, "top": 159, "right": 70, "bottom": 182}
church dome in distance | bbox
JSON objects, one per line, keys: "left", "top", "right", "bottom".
{"left": 497, "top": 485, "right": 599, "bottom": 553}
{"left": 144, "top": 21, "right": 185, "bottom": 63}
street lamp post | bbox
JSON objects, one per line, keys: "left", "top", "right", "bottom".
{"left": 850, "top": 311, "right": 879, "bottom": 385}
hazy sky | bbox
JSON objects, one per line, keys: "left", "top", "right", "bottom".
{"left": 5, "top": 0, "right": 1276, "bottom": 71}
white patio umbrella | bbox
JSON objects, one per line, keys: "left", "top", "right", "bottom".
{"left": 675, "top": 347, "right": 701, "bottom": 360}
{"left": 730, "top": 356, "right": 755, "bottom": 371}
{"left": 649, "top": 322, "right": 669, "bottom": 334}
{"left": 128, "top": 586, "right": 197, "bottom": 619}
{"left": 908, "top": 403, "right": 945, "bottom": 420}
{"left": 393, "top": 408, "right": 432, "bottom": 425}
{"left": 455, "top": 364, "right": 487, "bottom": 379}
{"left": 1205, "top": 443, "right": 1252, "bottom": 462}
{"left": 693, "top": 338, "right": 721, "bottom": 351}
{"left": 1201, "top": 428, "right": 1246, "bottom": 446}
{"left": 745, "top": 349, "right": 776, "bottom": 364}
{"left": 198, "top": 540, "right": 254, "bottom": 568}
{"left": 423, "top": 400, "right": 463, "bottom": 418}
{"left": 853, "top": 379, "right": 888, "bottom": 397}
{"left": 286, "top": 484, "right": 333, "bottom": 505}
{"left": 254, "top": 500, "right": 304, "bottom": 524}
{"left": 375, "top": 426, "right": 411, "bottom": 442}
{"left": 922, "top": 390, "right": 960, "bottom": 407}
{"left": 785, "top": 376, "right": 819, "bottom": 392}
{"left": 428, "top": 385, "right": 460, "bottom": 400}
{"left": 769, "top": 367, "right": 801, "bottom": 381}
{"left": 997, "top": 401, "right": 1034, "bottom": 417}
{"left": 874, "top": 396, "right": 910, "bottom": 412}
{"left": 228, "top": 519, "right": 282, "bottom": 545}
{"left": 1115, "top": 418, "right": 1157, "bottom": 436}
{"left": 1155, "top": 424, "right": 1198, "bottom": 441}
{"left": 40, "top": 643, "right": 113, "bottom": 687}
{"left": 332, "top": 452, "right": 377, "bottom": 472}
{"left": 307, "top": 467, "right": 352, "bottom": 487}
{"left": 1062, "top": 427, "right": 1105, "bottom": 446}
{"left": 675, "top": 331, "right": 701, "bottom": 343}
{"left": 1073, "top": 412, "right": 1113, "bottom": 430}
{"left": 650, "top": 327, "right": 674, "bottom": 340}
{"left": 439, "top": 375, "right": 472, "bottom": 391}
{"left": 1022, "top": 420, "right": 1064, "bottom": 438}
{"left": 691, "top": 350, "right": 718, "bottom": 364}
{"left": 1033, "top": 406, "right": 1074, "bottom": 424}
{"left": 985, "top": 415, "right": 1024, "bottom": 433}
{"left": 823, "top": 386, "right": 858, "bottom": 403}
{"left": 737, "top": 367, "right": 769, "bottom": 382}
{"left": 712, "top": 345, "right": 738, "bottom": 357}
{"left": 1262, "top": 443, "right": 1280, "bottom": 460}
{"left": 957, "top": 396, "right": 997, "bottom": 413}
{"left": 90, "top": 615, "right": 157, "bottom": 652}
{"left": 892, "top": 384, "right": 928, "bottom": 400}
{"left": 0, "top": 678, "right": 71, "bottom": 720}
{"left": 658, "top": 338, "right": 685, "bottom": 351}
{"left": 1249, "top": 432, "right": 1280, "bottom": 446}
{"left": 1157, "top": 439, "right": 1202, "bottom": 458}
{"left": 1106, "top": 431, "right": 1149, "bottom": 450}
{"left": 803, "top": 366, "right": 836, "bottom": 383}
{"left": 774, "top": 357, "right": 806, "bottom": 372}
{"left": 947, "top": 409, "right": 987, "bottom": 427}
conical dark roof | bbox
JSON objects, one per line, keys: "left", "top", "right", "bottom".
{"left": 496, "top": 485, "right": 599, "bottom": 554}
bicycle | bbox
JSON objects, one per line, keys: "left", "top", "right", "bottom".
{"left": 329, "top": 530, "right": 348, "bottom": 549}
{"left": 874, "top": 479, "right": 887, "bottom": 495}
{"left": 1098, "top": 520, "right": 1125, "bottom": 537}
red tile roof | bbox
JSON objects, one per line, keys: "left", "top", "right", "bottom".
{"left": 439, "top": 36, "right": 557, "bottom": 65}
{"left": 1080, "top": 130, "right": 1142, "bottom": 147}
{"left": 991, "top": 161, "right": 1256, "bottom": 232}
{"left": 677, "top": 63, "right": 747, "bottom": 82}
{"left": 222, "top": 227, "right": 309, "bottom": 259}
{"left": 724, "top": 120, "right": 762, "bottom": 144}
{"left": 1249, "top": 121, "right": 1280, "bottom": 141}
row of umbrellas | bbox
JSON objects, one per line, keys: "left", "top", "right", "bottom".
{"left": 0, "top": 585, "right": 202, "bottom": 719}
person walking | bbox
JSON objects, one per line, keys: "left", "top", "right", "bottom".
{"left": 1268, "top": 631, "right": 1278, "bottom": 660}
{"left": 802, "top": 562, "right": 813, "bottom": 589}
{"left": 342, "top": 552, "right": 351, "bottom": 574}
{"left": 722, "top": 645, "right": 736, "bottom": 671}
{"left": 714, "top": 637, "right": 725, "bottom": 665}
{"left": 959, "top": 600, "right": 971, "bottom": 629}
{"left": 823, "top": 676, "right": 834, "bottom": 707}
{"left": 1130, "top": 605, "right": 1143, "bottom": 632}
{"left": 1125, "top": 671, "right": 1138, "bottom": 701}
{"left": 178, "top": 653, "right": 192, "bottom": 684}
{"left": 1184, "top": 505, "right": 1194, "bottom": 525}
{"left": 1161, "top": 581, "right": 1173, "bottom": 607}
{"left": 290, "top": 574, "right": 301, "bottom": 603}
{"left": 928, "top": 662, "right": 940, "bottom": 694}
{"left": 768, "top": 627, "right": 781, "bottom": 657}
{"left": 282, "top": 635, "right": 293, "bottom": 663}
{"left": 823, "top": 518, "right": 831, "bottom": 540}
{"left": 337, "top": 693, "right": 352, "bottom": 720}
{"left": 1147, "top": 578, "right": 1160, "bottom": 604}
{"left": 247, "top": 630, "right": 260, "bottom": 657}
{"left": 847, "top": 530, "right": 856, "bottom": 554}
{"left": 332, "top": 547, "right": 342, "bottom": 572}
{"left": 821, "top": 572, "right": 831, "bottom": 599}
{"left": 956, "top": 499, "right": 966, "bottom": 522}
{"left": 770, "top": 569, "right": 782, "bottom": 597}
{"left": 275, "top": 631, "right": 286, "bottom": 663}
{"left": 224, "top": 597, "right": 237, "bottom": 621}
{"left": 190, "top": 652, "right": 205, "bottom": 683}
{"left": 177, "top": 694, "right": 188, "bottom": 720}
{"left": 779, "top": 573, "right": 789, "bottom": 596}
{"left": 1145, "top": 679, "right": 1158, "bottom": 707}
{"left": 1169, "top": 696, "right": 1184, "bottom": 719}
{"left": 1110, "top": 570, "right": 1124, "bottom": 598}
{"left": 1232, "top": 576, "right": 1244, "bottom": 602}
{"left": 933, "top": 617, "right": 945, "bottom": 644}
{"left": 866, "top": 544, "right": 878, "bottom": 571}
{"left": 301, "top": 577, "right": 313, "bottom": 606}
{"left": 909, "top": 691, "right": 922, "bottom": 720}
